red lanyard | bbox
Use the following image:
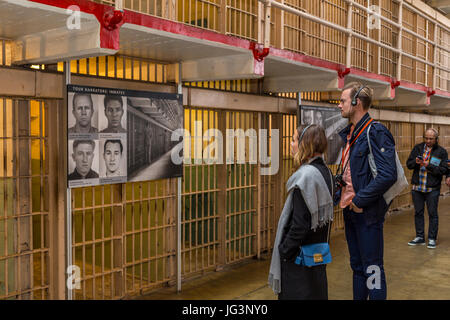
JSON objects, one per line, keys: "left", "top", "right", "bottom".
{"left": 340, "top": 118, "right": 374, "bottom": 169}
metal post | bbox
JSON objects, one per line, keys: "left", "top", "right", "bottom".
{"left": 432, "top": 22, "right": 438, "bottom": 90}
{"left": 177, "top": 62, "right": 182, "bottom": 292}
{"left": 346, "top": 2, "right": 353, "bottom": 68}
{"left": 396, "top": 1, "right": 403, "bottom": 82}
{"left": 64, "top": 60, "right": 73, "bottom": 300}
{"left": 115, "top": 0, "right": 123, "bottom": 11}
{"left": 264, "top": 0, "right": 272, "bottom": 48}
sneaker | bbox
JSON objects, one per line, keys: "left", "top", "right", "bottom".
{"left": 408, "top": 237, "right": 425, "bottom": 246}
{"left": 427, "top": 239, "right": 436, "bottom": 249}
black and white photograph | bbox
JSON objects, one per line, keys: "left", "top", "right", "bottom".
{"left": 68, "top": 92, "right": 99, "bottom": 138}
{"left": 67, "top": 85, "right": 183, "bottom": 188}
{"left": 300, "top": 105, "right": 348, "bottom": 165}
{"left": 127, "top": 94, "right": 183, "bottom": 182}
{"left": 99, "top": 95, "right": 127, "bottom": 133}
{"left": 68, "top": 139, "right": 100, "bottom": 188}
{"left": 99, "top": 137, "right": 127, "bottom": 184}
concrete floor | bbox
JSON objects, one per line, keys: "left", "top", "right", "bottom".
{"left": 136, "top": 195, "right": 450, "bottom": 300}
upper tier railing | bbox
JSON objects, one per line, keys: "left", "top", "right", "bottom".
{"left": 92, "top": 0, "right": 449, "bottom": 92}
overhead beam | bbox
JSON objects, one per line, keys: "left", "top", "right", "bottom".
{"left": 12, "top": 21, "right": 116, "bottom": 65}
{"left": 263, "top": 73, "right": 340, "bottom": 93}
{"left": 344, "top": 74, "right": 395, "bottom": 100}
{"left": 377, "top": 87, "right": 429, "bottom": 107}
{"left": 167, "top": 54, "right": 263, "bottom": 82}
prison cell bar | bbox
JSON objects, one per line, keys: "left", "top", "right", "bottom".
{"left": 259, "top": 0, "right": 450, "bottom": 84}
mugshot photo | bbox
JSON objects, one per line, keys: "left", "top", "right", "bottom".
{"left": 68, "top": 92, "right": 100, "bottom": 135}
{"left": 98, "top": 94, "right": 127, "bottom": 133}
{"left": 99, "top": 137, "right": 127, "bottom": 179}
{"left": 68, "top": 139, "right": 100, "bottom": 185}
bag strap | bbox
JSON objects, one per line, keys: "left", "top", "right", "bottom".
{"left": 326, "top": 168, "right": 333, "bottom": 244}
{"left": 367, "top": 123, "right": 378, "bottom": 178}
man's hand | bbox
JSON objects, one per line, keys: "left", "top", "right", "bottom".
{"left": 416, "top": 157, "right": 428, "bottom": 167}
{"left": 446, "top": 177, "right": 450, "bottom": 188}
{"left": 350, "top": 201, "right": 363, "bottom": 213}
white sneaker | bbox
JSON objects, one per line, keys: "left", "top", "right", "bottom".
{"left": 408, "top": 237, "right": 425, "bottom": 246}
{"left": 427, "top": 239, "right": 436, "bottom": 249}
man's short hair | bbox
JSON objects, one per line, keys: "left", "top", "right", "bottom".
{"left": 73, "top": 139, "right": 95, "bottom": 151}
{"left": 73, "top": 93, "right": 93, "bottom": 110}
{"left": 343, "top": 82, "right": 373, "bottom": 110}
{"left": 104, "top": 95, "right": 123, "bottom": 110}
{"left": 103, "top": 139, "right": 123, "bottom": 154}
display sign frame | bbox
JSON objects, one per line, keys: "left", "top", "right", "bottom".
{"left": 67, "top": 85, "right": 183, "bottom": 188}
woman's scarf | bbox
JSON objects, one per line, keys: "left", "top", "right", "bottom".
{"left": 268, "top": 161, "right": 333, "bottom": 294}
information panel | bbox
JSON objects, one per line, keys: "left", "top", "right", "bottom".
{"left": 300, "top": 105, "right": 348, "bottom": 165}
{"left": 67, "top": 85, "right": 183, "bottom": 188}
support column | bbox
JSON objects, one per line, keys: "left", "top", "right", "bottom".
{"left": 346, "top": 2, "right": 353, "bottom": 68}
{"left": 216, "top": 110, "right": 228, "bottom": 270}
{"left": 271, "top": 113, "right": 283, "bottom": 250}
{"left": 396, "top": 1, "right": 404, "bottom": 82}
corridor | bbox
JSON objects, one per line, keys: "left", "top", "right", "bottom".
{"left": 137, "top": 195, "right": 450, "bottom": 300}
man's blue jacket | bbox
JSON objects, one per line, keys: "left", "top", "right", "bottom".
{"left": 338, "top": 112, "right": 397, "bottom": 225}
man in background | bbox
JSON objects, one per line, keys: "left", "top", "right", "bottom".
{"left": 406, "top": 128, "right": 448, "bottom": 249}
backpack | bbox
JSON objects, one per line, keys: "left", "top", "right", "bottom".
{"left": 366, "top": 123, "right": 409, "bottom": 205}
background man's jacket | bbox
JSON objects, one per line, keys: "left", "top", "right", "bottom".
{"left": 338, "top": 113, "right": 397, "bottom": 225}
{"left": 406, "top": 142, "right": 448, "bottom": 190}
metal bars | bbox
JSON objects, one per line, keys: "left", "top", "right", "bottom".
{"left": 224, "top": 111, "right": 257, "bottom": 263}
{"left": 92, "top": 0, "right": 449, "bottom": 90}
{"left": 226, "top": 0, "right": 259, "bottom": 41}
{"left": 57, "top": 56, "right": 167, "bottom": 84}
{"left": 259, "top": 0, "right": 449, "bottom": 90}
{"left": 0, "top": 99, "right": 50, "bottom": 299}
{"left": 181, "top": 108, "right": 220, "bottom": 276}
{"left": 71, "top": 180, "right": 177, "bottom": 299}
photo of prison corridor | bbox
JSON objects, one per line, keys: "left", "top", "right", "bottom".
{"left": 127, "top": 96, "right": 183, "bottom": 182}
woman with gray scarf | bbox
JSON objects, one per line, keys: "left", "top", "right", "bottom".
{"left": 268, "top": 124, "right": 334, "bottom": 300}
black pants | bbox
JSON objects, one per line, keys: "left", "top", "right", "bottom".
{"left": 411, "top": 189, "right": 440, "bottom": 240}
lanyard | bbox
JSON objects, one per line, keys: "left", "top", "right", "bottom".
{"left": 339, "top": 118, "right": 374, "bottom": 173}
{"left": 423, "top": 146, "right": 431, "bottom": 161}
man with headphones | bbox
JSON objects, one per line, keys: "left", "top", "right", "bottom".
{"left": 336, "top": 82, "right": 397, "bottom": 300}
{"left": 406, "top": 127, "right": 448, "bottom": 249}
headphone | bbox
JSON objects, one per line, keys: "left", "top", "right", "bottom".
{"left": 351, "top": 85, "right": 367, "bottom": 106}
{"left": 298, "top": 124, "right": 313, "bottom": 147}
{"left": 424, "top": 127, "right": 439, "bottom": 142}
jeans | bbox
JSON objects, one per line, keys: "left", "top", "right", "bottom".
{"left": 411, "top": 189, "right": 440, "bottom": 240}
{"left": 343, "top": 209, "right": 386, "bottom": 300}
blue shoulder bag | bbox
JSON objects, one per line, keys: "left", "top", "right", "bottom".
{"left": 294, "top": 169, "right": 333, "bottom": 267}
{"left": 294, "top": 224, "right": 332, "bottom": 267}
